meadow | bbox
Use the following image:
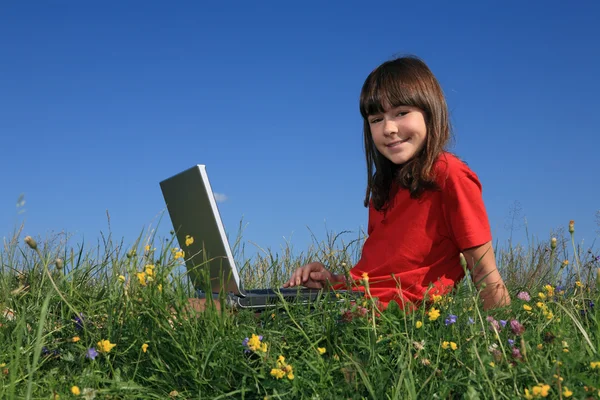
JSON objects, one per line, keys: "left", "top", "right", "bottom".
{"left": 1, "top": 220, "right": 599, "bottom": 399}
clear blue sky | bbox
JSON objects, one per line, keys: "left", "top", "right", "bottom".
{"left": 1, "top": 1, "right": 599, "bottom": 262}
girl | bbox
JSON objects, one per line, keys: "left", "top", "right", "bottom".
{"left": 283, "top": 55, "right": 511, "bottom": 311}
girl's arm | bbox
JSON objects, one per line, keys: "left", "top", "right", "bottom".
{"left": 462, "top": 241, "right": 511, "bottom": 310}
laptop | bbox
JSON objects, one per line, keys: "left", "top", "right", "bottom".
{"left": 159, "top": 164, "right": 359, "bottom": 310}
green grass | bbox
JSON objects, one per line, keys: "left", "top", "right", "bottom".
{"left": 1, "top": 221, "right": 599, "bottom": 399}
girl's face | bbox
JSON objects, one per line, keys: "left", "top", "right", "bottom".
{"left": 368, "top": 104, "right": 427, "bottom": 165}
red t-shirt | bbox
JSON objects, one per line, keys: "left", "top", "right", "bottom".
{"left": 337, "top": 152, "right": 492, "bottom": 310}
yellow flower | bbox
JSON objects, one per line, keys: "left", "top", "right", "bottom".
{"left": 432, "top": 294, "right": 442, "bottom": 303}
{"left": 538, "top": 292, "right": 546, "bottom": 300}
{"left": 544, "top": 285, "right": 554, "bottom": 297}
{"left": 428, "top": 307, "right": 440, "bottom": 321}
{"left": 72, "top": 336, "right": 80, "bottom": 343}
{"left": 137, "top": 271, "right": 147, "bottom": 286}
{"left": 317, "top": 347, "right": 326, "bottom": 355}
{"left": 562, "top": 387, "right": 573, "bottom": 398}
{"left": 488, "top": 362, "right": 495, "bottom": 367}
{"left": 536, "top": 302, "right": 546, "bottom": 309}
{"left": 142, "top": 343, "right": 149, "bottom": 353}
{"left": 576, "top": 281, "right": 583, "bottom": 288}
{"left": 97, "top": 339, "right": 116, "bottom": 353}
{"left": 185, "top": 235, "right": 194, "bottom": 247}
{"left": 442, "top": 341, "right": 449, "bottom": 349}
{"left": 524, "top": 389, "right": 533, "bottom": 399}
{"left": 590, "top": 361, "right": 600, "bottom": 369}
{"left": 450, "top": 342, "right": 458, "bottom": 351}
{"left": 416, "top": 321, "right": 423, "bottom": 329}
{"left": 145, "top": 264, "right": 155, "bottom": 275}
{"left": 361, "top": 272, "right": 369, "bottom": 282}
{"left": 247, "top": 334, "right": 267, "bottom": 353}
{"left": 270, "top": 368, "right": 286, "bottom": 379}
{"left": 537, "top": 344, "right": 543, "bottom": 350}
{"left": 546, "top": 312, "right": 554, "bottom": 320}
{"left": 563, "top": 260, "right": 569, "bottom": 266}
{"left": 118, "top": 275, "right": 126, "bottom": 283}
{"left": 71, "top": 386, "right": 80, "bottom": 396}
{"left": 171, "top": 248, "right": 185, "bottom": 260}
{"left": 523, "top": 304, "right": 533, "bottom": 311}
{"left": 157, "top": 284, "right": 163, "bottom": 293}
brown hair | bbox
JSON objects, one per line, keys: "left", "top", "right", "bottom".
{"left": 359, "top": 55, "right": 453, "bottom": 210}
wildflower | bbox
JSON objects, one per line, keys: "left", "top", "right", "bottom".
{"left": 317, "top": 347, "right": 326, "bottom": 355}
{"left": 546, "top": 312, "right": 554, "bottom": 320}
{"left": 569, "top": 220, "right": 574, "bottom": 234}
{"left": 415, "top": 321, "right": 423, "bottom": 329}
{"left": 24, "top": 236, "right": 37, "bottom": 250}
{"left": 511, "top": 347, "right": 522, "bottom": 361}
{"left": 271, "top": 355, "right": 294, "bottom": 380}
{"left": 73, "top": 313, "right": 86, "bottom": 330}
{"left": 508, "top": 339, "right": 515, "bottom": 347}
{"left": 590, "top": 361, "right": 600, "bottom": 369}
{"left": 137, "top": 272, "right": 147, "bottom": 286}
{"left": 576, "top": 281, "right": 583, "bottom": 288}
{"left": 361, "top": 272, "right": 369, "bottom": 282}
{"left": 523, "top": 304, "right": 532, "bottom": 311}
{"left": 71, "top": 386, "right": 81, "bottom": 395}
{"left": 432, "top": 294, "right": 442, "bottom": 303}
{"left": 489, "top": 362, "right": 495, "bottom": 367}
{"left": 55, "top": 258, "right": 64, "bottom": 270}
{"left": 157, "top": 284, "right": 163, "bottom": 292}
{"left": 486, "top": 316, "right": 500, "bottom": 332}
{"left": 142, "top": 343, "right": 149, "bottom": 353}
{"left": 169, "top": 391, "right": 179, "bottom": 398}
{"left": 85, "top": 348, "right": 98, "bottom": 360}
{"left": 562, "top": 387, "right": 573, "bottom": 398}
{"left": 544, "top": 285, "right": 554, "bottom": 297}
{"left": 551, "top": 237, "right": 557, "bottom": 249}
{"left": 537, "top": 344, "right": 543, "bottom": 350}
{"left": 517, "top": 291, "right": 531, "bottom": 301}
{"left": 145, "top": 264, "right": 155, "bottom": 276}
{"left": 171, "top": 248, "right": 185, "bottom": 259}
{"left": 562, "top": 260, "right": 569, "bottom": 267}
{"left": 72, "top": 336, "right": 80, "bottom": 343}
{"left": 97, "top": 339, "right": 116, "bottom": 353}
{"left": 442, "top": 341, "right": 457, "bottom": 350}
{"left": 185, "top": 235, "right": 194, "bottom": 247}
{"left": 538, "top": 292, "right": 546, "bottom": 300}
{"left": 536, "top": 301, "right": 545, "bottom": 309}
{"left": 445, "top": 314, "right": 457, "bottom": 326}
{"left": 428, "top": 308, "right": 440, "bottom": 321}
{"left": 118, "top": 275, "right": 126, "bottom": 282}
{"left": 81, "top": 388, "right": 97, "bottom": 399}
{"left": 244, "top": 334, "right": 267, "bottom": 353}
{"left": 510, "top": 320, "right": 525, "bottom": 335}
{"left": 468, "top": 317, "right": 475, "bottom": 324}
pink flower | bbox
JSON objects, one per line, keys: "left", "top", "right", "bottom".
{"left": 486, "top": 316, "right": 501, "bottom": 332}
{"left": 510, "top": 319, "right": 525, "bottom": 335}
{"left": 517, "top": 291, "right": 530, "bottom": 301}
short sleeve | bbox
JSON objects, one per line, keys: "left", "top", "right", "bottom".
{"left": 441, "top": 168, "right": 492, "bottom": 251}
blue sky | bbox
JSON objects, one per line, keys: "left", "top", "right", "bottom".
{"left": 1, "top": 1, "right": 598, "bottom": 263}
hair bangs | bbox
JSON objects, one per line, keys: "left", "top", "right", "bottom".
{"left": 360, "top": 65, "right": 421, "bottom": 119}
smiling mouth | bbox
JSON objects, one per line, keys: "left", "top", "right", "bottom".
{"left": 387, "top": 138, "right": 409, "bottom": 147}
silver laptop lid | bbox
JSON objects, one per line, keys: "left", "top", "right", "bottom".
{"left": 159, "top": 165, "right": 244, "bottom": 295}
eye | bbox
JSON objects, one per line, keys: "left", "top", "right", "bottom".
{"left": 369, "top": 117, "right": 382, "bottom": 124}
{"left": 396, "top": 111, "right": 409, "bottom": 117}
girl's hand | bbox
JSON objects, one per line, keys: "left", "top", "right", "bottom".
{"left": 283, "top": 262, "right": 342, "bottom": 289}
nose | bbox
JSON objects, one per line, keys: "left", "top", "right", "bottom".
{"left": 383, "top": 119, "right": 398, "bottom": 136}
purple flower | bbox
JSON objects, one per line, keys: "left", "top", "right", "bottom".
{"left": 500, "top": 320, "right": 507, "bottom": 328}
{"left": 486, "top": 316, "right": 500, "bottom": 332}
{"left": 73, "top": 313, "right": 86, "bottom": 331}
{"left": 86, "top": 348, "right": 98, "bottom": 360}
{"left": 511, "top": 347, "right": 522, "bottom": 360}
{"left": 517, "top": 291, "right": 530, "bottom": 301}
{"left": 468, "top": 317, "right": 475, "bottom": 325}
{"left": 510, "top": 319, "right": 525, "bottom": 335}
{"left": 445, "top": 314, "right": 457, "bottom": 326}
{"left": 508, "top": 339, "right": 515, "bottom": 347}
